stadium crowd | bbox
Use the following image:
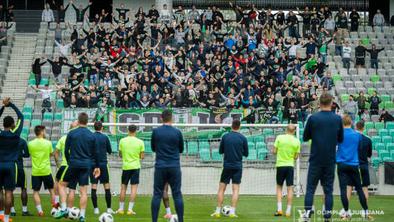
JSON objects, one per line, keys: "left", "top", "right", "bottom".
{"left": 34, "top": 2, "right": 390, "bottom": 124}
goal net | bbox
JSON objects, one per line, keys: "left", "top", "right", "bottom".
{"left": 90, "top": 122, "right": 303, "bottom": 197}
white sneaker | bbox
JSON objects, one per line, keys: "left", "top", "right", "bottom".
{"left": 107, "top": 208, "right": 115, "bottom": 214}
{"left": 94, "top": 208, "right": 100, "bottom": 215}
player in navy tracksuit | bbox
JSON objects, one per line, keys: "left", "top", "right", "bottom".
{"left": 211, "top": 119, "right": 248, "bottom": 218}
{"left": 347, "top": 121, "right": 372, "bottom": 202}
{"left": 12, "top": 138, "right": 33, "bottom": 216}
{"left": 302, "top": 94, "right": 344, "bottom": 222}
{"left": 0, "top": 98, "right": 24, "bottom": 222}
{"left": 90, "top": 121, "right": 113, "bottom": 215}
{"left": 54, "top": 113, "right": 100, "bottom": 222}
{"left": 151, "top": 110, "right": 184, "bottom": 222}
{"left": 337, "top": 116, "right": 368, "bottom": 219}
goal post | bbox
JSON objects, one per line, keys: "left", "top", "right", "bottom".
{"left": 90, "top": 122, "right": 304, "bottom": 197}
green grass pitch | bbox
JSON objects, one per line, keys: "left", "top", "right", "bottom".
{"left": 10, "top": 195, "right": 394, "bottom": 222}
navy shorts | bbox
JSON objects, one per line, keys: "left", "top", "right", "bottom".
{"left": 55, "top": 166, "right": 67, "bottom": 181}
{"left": 90, "top": 165, "right": 110, "bottom": 184}
{"left": 276, "top": 166, "right": 294, "bottom": 186}
{"left": 348, "top": 165, "right": 370, "bottom": 187}
{"left": 31, "top": 175, "right": 54, "bottom": 191}
{"left": 359, "top": 165, "right": 371, "bottom": 187}
{"left": 337, "top": 163, "right": 363, "bottom": 190}
{"left": 16, "top": 166, "right": 27, "bottom": 189}
{"left": 220, "top": 168, "right": 242, "bottom": 184}
{"left": 0, "top": 163, "right": 16, "bottom": 191}
{"left": 63, "top": 166, "right": 91, "bottom": 187}
{"left": 121, "top": 169, "right": 140, "bottom": 185}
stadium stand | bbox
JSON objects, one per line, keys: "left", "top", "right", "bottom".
{"left": 3, "top": 1, "right": 390, "bottom": 170}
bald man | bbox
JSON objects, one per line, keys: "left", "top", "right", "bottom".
{"left": 273, "top": 124, "right": 301, "bottom": 217}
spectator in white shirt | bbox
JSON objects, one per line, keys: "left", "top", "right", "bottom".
{"left": 324, "top": 15, "right": 336, "bottom": 36}
{"left": 373, "top": 9, "right": 385, "bottom": 32}
{"left": 342, "top": 41, "right": 352, "bottom": 71}
{"left": 42, "top": 3, "right": 54, "bottom": 22}
{"left": 55, "top": 39, "right": 74, "bottom": 57}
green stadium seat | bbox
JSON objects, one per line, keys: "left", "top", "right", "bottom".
{"left": 389, "top": 129, "right": 394, "bottom": 138}
{"left": 199, "top": 141, "right": 209, "bottom": 150}
{"left": 22, "top": 127, "right": 29, "bottom": 135}
{"left": 262, "top": 129, "right": 274, "bottom": 136}
{"left": 31, "top": 119, "right": 41, "bottom": 127}
{"left": 387, "top": 143, "right": 394, "bottom": 151}
{"left": 253, "top": 136, "right": 264, "bottom": 143}
{"left": 28, "top": 79, "right": 35, "bottom": 86}
{"left": 211, "top": 150, "right": 222, "bottom": 161}
{"left": 367, "top": 88, "right": 376, "bottom": 95}
{"left": 340, "top": 94, "right": 349, "bottom": 103}
{"left": 379, "top": 150, "right": 390, "bottom": 159}
{"left": 365, "top": 122, "right": 374, "bottom": 131}
{"left": 52, "top": 141, "right": 58, "bottom": 150}
{"left": 374, "top": 142, "right": 385, "bottom": 151}
{"left": 43, "top": 112, "right": 53, "bottom": 120}
{"left": 23, "top": 106, "right": 33, "bottom": 113}
{"left": 382, "top": 136, "right": 393, "bottom": 145}
{"left": 256, "top": 142, "right": 266, "bottom": 150}
{"left": 248, "top": 142, "right": 256, "bottom": 150}
{"left": 370, "top": 75, "right": 380, "bottom": 83}
{"left": 381, "top": 94, "right": 391, "bottom": 102}
{"left": 384, "top": 101, "right": 394, "bottom": 110}
{"left": 40, "top": 78, "right": 49, "bottom": 86}
{"left": 391, "top": 151, "right": 394, "bottom": 160}
{"left": 54, "top": 113, "right": 62, "bottom": 121}
{"left": 110, "top": 141, "right": 118, "bottom": 152}
{"left": 23, "top": 112, "right": 32, "bottom": 120}
{"left": 187, "top": 141, "right": 198, "bottom": 155}
{"left": 386, "top": 122, "right": 394, "bottom": 130}
{"left": 56, "top": 99, "right": 64, "bottom": 109}
{"left": 383, "top": 156, "right": 392, "bottom": 162}
{"left": 371, "top": 136, "right": 381, "bottom": 144}
{"left": 375, "top": 122, "right": 385, "bottom": 131}
{"left": 371, "top": 156, "right": 381, "bottom": 167}
{"left": 247, "top": 150, "right": 257, "bottom": 160}
{"left": 332, "top": 74, "right": 342, "bottom": 82}
{"left": 144, "top": 141, "right": 152, "bottom": 153}
{"left": 199, "top": 149, "right": 210, "bottom": 161}
{"left": 378, "top": 129, "right": 389, "bottom": 136}
{"left": 257, "top": 148, "right": 268, "bottom": 160}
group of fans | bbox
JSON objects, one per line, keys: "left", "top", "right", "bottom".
{"left": 30, "top": 2, "right": 390, "bottom": 124}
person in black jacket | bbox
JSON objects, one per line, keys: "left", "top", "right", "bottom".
{"left": 31, "top": 57, "right": 47, "bottom": 87}
{"left": 90, "top": 121, "right": 113, "bottom": 215}
{"left": 47, "top": 56, "right": 69, "bottom": 83}
{"left": 355, "top": 41, "right": 367, "bottom": 68}
{"left": 368, "top": 91, "right": 381, "bottom": 115}
{"left": 71, "top": 1, "right": 91, "bottom": 23}
{"left": 0, "top": 98, "right": 24, "bottom": 222}
{"left": 366, "top": 44, "right": 384, "bottom": 70}
{"left": 350, "top": 8, "right": 360, "bottom": 32}
{"left": 297, "top": 7, "right": 311, "bottom": 37}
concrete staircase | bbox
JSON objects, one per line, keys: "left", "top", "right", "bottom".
{"left": 14, "top": 10, "right": 43, "bottom": 33}
{"left": 0, "top": 33, "right": 36, "bottom": 119}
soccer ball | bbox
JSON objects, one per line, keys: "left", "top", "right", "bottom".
{"left": 168, "top": 214, "right": 178, "bottom": 222}
{"left": 221, "top": 205, "right": 231, "bottom": 217}
{"left": 51, "top": 208, "right": 59, "bottom": 216}
{"left": 68, "top": 207, "right": 80, "bottom": 220}
{"left": 99, "top": 212, "right": 114, "bottom": 222}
